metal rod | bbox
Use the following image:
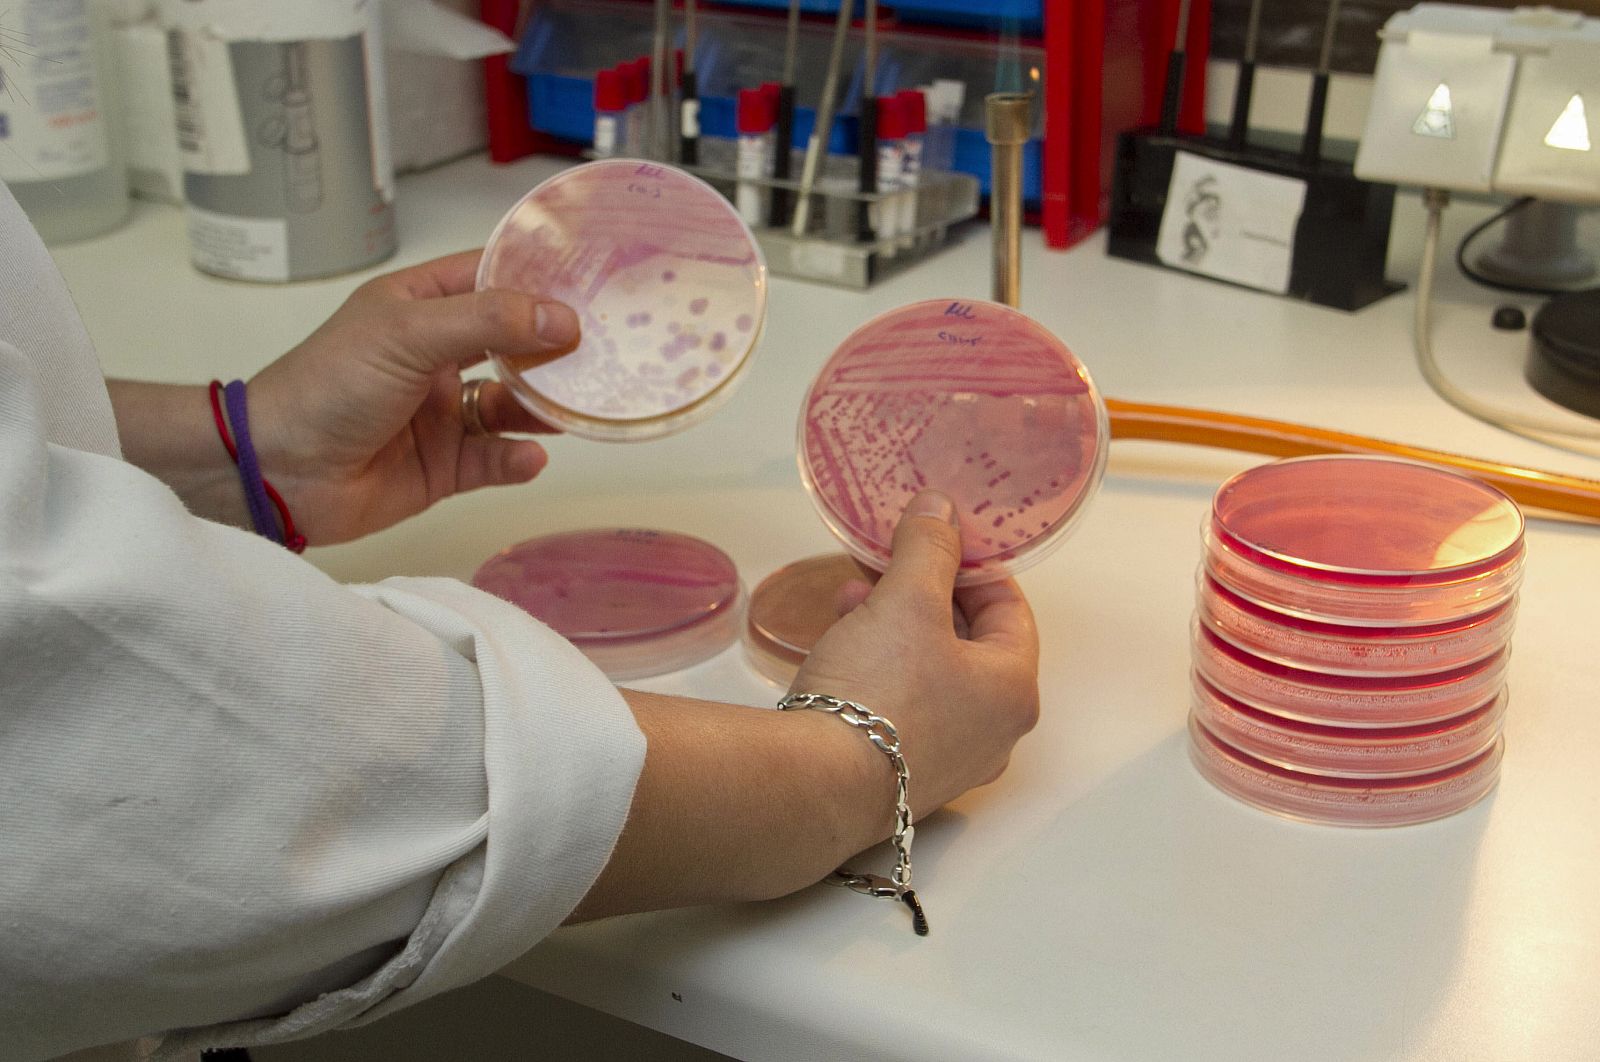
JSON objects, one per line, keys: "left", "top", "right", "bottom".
{"left": 986, "top": 92, "right": 1030, "bottom": 308}
{"left": 859, "top": 0, "right": 879, "bottom": 241}
{"left": 1158, "top": 0, "right": 1195, "bottom": 135}
{"left": 651, "top": 0, "right": 670, "bottom": 160}
{"left": 1227, "top": 0, "right": 1264, "bottom": 149}
{"left": 792, "top": 0, "right": 855, "bottom": 236}
{"left": 1299, "top": 0, "right": 1342, "bottom": 166}
{"left": 680, "top": 0, "right": 699, "bottom": 164}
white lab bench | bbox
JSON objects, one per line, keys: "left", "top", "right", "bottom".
{"left": 52, "top": 155, "right": 1600, "bottom": 1062}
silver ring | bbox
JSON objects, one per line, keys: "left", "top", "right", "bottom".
{"left": 460, "top": 378, "right": 490, "bottom": 437}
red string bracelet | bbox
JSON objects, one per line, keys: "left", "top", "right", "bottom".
{"left": 208, "top": 381, "right": 308, "bottom": 553}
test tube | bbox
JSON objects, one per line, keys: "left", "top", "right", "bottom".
{"left": 873, "top": 95, "right": 905, "bottom": 255}
{"left": 897, "top": 89, "right": 926, "bottom": 249}
{"left": 736, "top": 87, "right": 775, "bottom": 228}
{"left": 593, "top": 68, "right": 626, "bottom": 158}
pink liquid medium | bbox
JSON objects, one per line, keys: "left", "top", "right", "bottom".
{"left": 473, "top": 529, "right": 744, "bottom": 681}
{"left": 798, "top": 299, "right": 1109, "bottom": 585}
{"left": 478, "top": 160, "right": 767, "bottom": 441}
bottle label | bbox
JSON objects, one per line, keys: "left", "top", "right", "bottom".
{"left": 0, "top": 0, "right": 111, "bottom": 182}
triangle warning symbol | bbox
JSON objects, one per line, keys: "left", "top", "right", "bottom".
{"left": 1544, "top": 94, "right": 1591, "bottom": 152}
{"left": 1413, "top": 83, "right": 1455, "bottom": 139}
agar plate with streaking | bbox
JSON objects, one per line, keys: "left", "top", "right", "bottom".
{"left": 798, "top": 299, "right": 1108, "bottom": 586}
{"left": 478, "top": 160, "right": 767, "bottom": 441}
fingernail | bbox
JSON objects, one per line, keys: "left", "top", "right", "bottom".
{"left": 534, "top": 302, "right": 580, "bottom": 351}
{"left": 904, "top": 489, "right": 957, "bottom": 526}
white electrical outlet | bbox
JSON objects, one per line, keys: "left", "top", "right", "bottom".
{"left": 1354, "top": 3, "right": 1600, "bottom": 203}
{"left": 1493, "top": 32, "right": 1600, "bottom": 203}
{"left": 1355, "top": 6, "right": 1518, "bottom": 192}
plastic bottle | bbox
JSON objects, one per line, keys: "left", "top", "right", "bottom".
{"left": 0, "top": 0, "right": 130, "bottom": 243}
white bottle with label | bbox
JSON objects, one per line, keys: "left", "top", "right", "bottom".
{"left": 0, "top": 0, "right": 129, "bottom": 244}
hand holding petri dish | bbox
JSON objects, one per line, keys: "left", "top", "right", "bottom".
{"left": 798, "top": 299, "right": 1109, "bottom": 586}
{"left": 478, "top": 160, "right": 768, "bottom": 442}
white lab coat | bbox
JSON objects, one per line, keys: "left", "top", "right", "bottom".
{"left": 0, "top": 181, "right": 646, "bottom": 1061}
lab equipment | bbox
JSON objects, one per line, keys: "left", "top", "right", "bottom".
{"left": 735, "top": 87, "right": 774, "bottom": 227}
{"left": 0, "top": 0, "right": 130, "bottom": 244}
{"left": 1186, "top": 456, "right": 1522, "bottom": 827}
{"left": 478, "top": 159, "right": 767, "bottom": 442}
{"left": 798, "top": 298, "right": 1109, "bottom": 586}
{"left": 165, "top": 0, "right": 396, "bottom": 282}
{"left": 473, "top": 529, "right": 745, "bottom": 681}
{"left": 593, "top": 68, "right": 625, "bottom": 157}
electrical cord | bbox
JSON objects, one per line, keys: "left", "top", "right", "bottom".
{"left": 1415, "top": 188, "right": 1600, "bottom": 458}
{"left": 1451, "top": 195, "right": 1577, "bottom": 296}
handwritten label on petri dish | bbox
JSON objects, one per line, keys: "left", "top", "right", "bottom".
{"left": 800, "top": 299, "right": 1108, "bottom": 582}
{"left": 480, "top": 161, "right": 766, "bottom": 425}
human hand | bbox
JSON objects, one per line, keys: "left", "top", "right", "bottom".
{"left": 792, "top": 490, "right": 1041, "bottom": 826}
{"left": 246, "top": 251, "right": 578, "bottom": 545}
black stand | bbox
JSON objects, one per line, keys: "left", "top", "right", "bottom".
{"left": 1106, "top": 131, "right": 1404, "bottom": 313}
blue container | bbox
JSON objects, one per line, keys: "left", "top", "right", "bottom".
{"left": 891, "top": 0, "right": 1043, "bottom": 33}
{"left": 527, "top": 73, "right": 597, "bottom": 143}
{"left": 953, "top": 128, "right": 1043, "bottom": 203}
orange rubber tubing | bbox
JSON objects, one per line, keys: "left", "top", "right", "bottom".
{"left": 1106, "top": 397, "right": 1600, "bottom": 522}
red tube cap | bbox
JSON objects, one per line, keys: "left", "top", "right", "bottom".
{"left": 897, "top": 89, "right": 927, "bottom": 134}
{"left": 737, "top": 87, "right": 774, "bottom": 135}
{"left": 876, "top": 95, "right": 907, "bottom": 140}
{"left": 595, "top": 68, "right": 626, "bottom": 113}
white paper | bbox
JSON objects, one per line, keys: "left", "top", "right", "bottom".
{"left": 1156, "top": 151, "right": 1307, "bottom": 295}
{"left": 385, "top": 0, "right": 513, "bottom": 59}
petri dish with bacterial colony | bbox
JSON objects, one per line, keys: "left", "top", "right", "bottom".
{"left": 798, "top": 299, "right": 1109, "bottom": 586}
{"left": 1204, "top": 455, "right": 1525, "bottom": 626}
{"left": 478, "top": 160, "right": 768, "bottom": 441}
{"left": 472, "top": 529, "right": 745, "bottom": 681}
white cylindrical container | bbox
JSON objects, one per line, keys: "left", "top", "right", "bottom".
{"left": 0, "top": 0, "right": 130, "bottom": 244}
{"left": 163, "top": 0, "right": 396, "bottom": 282}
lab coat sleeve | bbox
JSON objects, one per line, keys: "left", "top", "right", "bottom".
{"left": 0, "top": 341, "right": 646, "bottom": 1062}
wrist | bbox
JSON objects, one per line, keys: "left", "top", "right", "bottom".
{"left": 108, "top": 381, "right": 253, "bottom": 528}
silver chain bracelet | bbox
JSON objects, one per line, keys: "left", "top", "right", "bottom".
{"left": 777, "top": 692, "right": 928, "bottom": 936}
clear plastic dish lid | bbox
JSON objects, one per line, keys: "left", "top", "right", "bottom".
{"left": 1207, "top": 456, "right": 1525, "bottom": 624}
{"left": 472, "top": 528, "right": 744, "bottom": 681}
{"left": 798, "top": 299, "right": 1109, "bottom": 585}
{"left": 478, "top": 160, "right": 768, "bottom": 441}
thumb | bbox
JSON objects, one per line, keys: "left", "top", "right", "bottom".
{"left": 394, "top": 288, "right": 580, "bottom": 374}
{"left": 867, "top": 490, "right": 964, "bottom": 618}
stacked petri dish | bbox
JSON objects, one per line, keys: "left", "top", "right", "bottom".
{"left": 1187, "top": 455, "right": 1526, "bottom": 827}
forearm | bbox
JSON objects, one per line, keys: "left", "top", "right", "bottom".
{"left": 568, "top": 690, "right": 895, "bottom": 922}
{"left": 107, "top": 380, "right": 252, "bottom": 529}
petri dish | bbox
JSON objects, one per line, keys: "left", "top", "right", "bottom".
{"left": 1187, "top": 713, "right": 1504, "bottom": 828}
{"left": 478, "top": 160, "right": 768, "bottom": 441}
{"left": 472, "top": 528, "right": 745, "bottom": 681}
{"left": 1190, "top": 670, "right": 1506, "bottom": 779}
{"left": 1191, "top": 621, "right": 1509, "bottom": 728}
{"left": 743, "top": 553, "right": 864, "bottom": 687}
{"left": 1196, "top": 570, "right": 1517, "bottom": 677}
{"left": 797, "top": 299, "right": 1109, "bottom": 586}
{"left": 1205, "top": 455, "right": 1525, "bottom": 626}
